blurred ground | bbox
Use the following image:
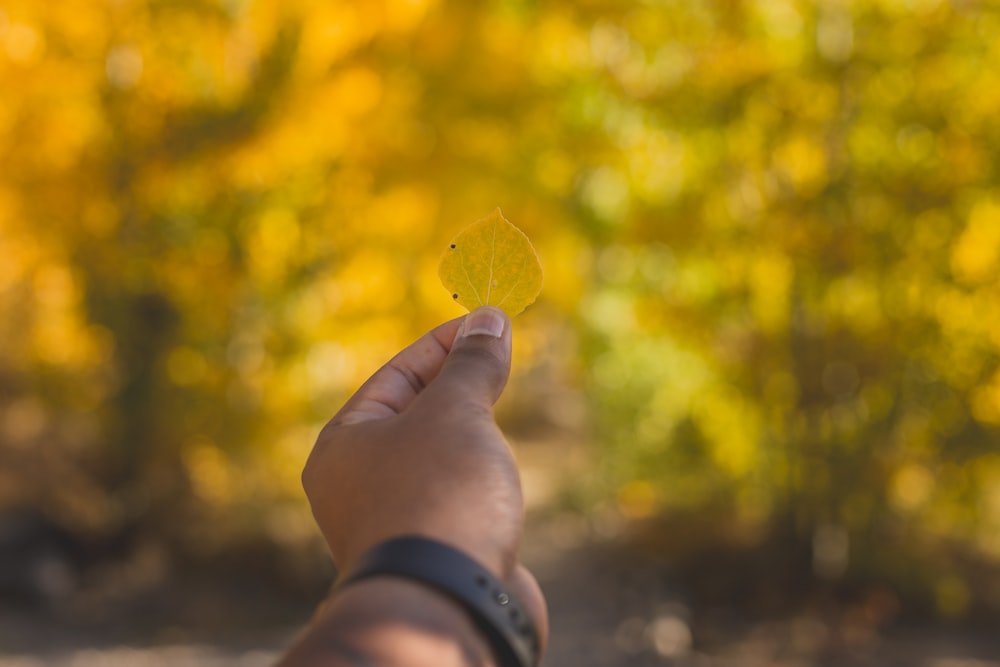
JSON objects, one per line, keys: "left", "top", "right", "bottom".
{"left": 524, "top": 514, "right": 1000, "bottom": 667}
{"left": 0, "top": 519, "right": 1000, "bottom": 667}
{"left": 1, "top": 441, "right": 998, "bottom": 666}
{"left": 2, "top": 515, "right": 999, "bottom": 667}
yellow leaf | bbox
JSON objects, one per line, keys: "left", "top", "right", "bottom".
{"left": 438, "top": 208, "right": 543, "bottom": 317}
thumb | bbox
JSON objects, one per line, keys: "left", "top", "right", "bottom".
{"left": 424, "top": 306, "right": 512, "bottom": 408}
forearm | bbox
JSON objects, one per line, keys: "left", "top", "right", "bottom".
{"left": 278, "top": 577, "right": 497, "bottom": 667}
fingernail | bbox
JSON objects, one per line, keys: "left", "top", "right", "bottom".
{"left": 461, "top": 307, "right": 506, "bottom": 338}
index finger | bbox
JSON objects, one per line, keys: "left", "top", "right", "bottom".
{"left": 329, "top": 316, "right": 464, "bottom": 427}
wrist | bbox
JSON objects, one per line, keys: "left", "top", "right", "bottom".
{"left": 337, "top": 536, "right": 540, "bottom": 667}
{"left": 282, "top": 578, "right": 496, "bottom": 667}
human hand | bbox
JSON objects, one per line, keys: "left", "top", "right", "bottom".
{"left": 302, "top": 306, "right": 547, "bottom": 645}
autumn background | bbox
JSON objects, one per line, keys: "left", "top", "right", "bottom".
{"left": 2, "top": 0, "right": 1000, "bottom": 664}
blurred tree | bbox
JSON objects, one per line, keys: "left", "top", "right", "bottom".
{"left": 570, "top": 0, "right": 1000, "bottom": 616}
{"left": 1, "top": 0, "right": 999, "bottom": 615}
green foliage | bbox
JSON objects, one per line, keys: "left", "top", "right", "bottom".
{"left": 573, "top": 0, "right": 1000, "bottom": 615}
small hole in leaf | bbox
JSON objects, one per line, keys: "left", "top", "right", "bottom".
{"left": 452, "top": 293, "right": 459, "bottom": 299}
{"left": 449, "top": 244, "right": 456, "bottom": 249}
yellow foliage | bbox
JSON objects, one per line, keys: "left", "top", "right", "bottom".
{"left": 749, "top": 252, "right": 792, "bottom": 334}
{"left": 971, "top": 373, "right": 1000, "bottom": 426}
{"left": 182, "top": 436, "right": 233, "bottom": 508}
{"left": 825, "top": 275, "right": 884, "bottom": 334}
{"left": 616, "top": 479, "right": 659, "bottom": 520}
{"left": 167, "top": 346, "right": 209, "bottom": 387}
{"left": 890, "top": 463, "right": 935, "bottom": 513}
{"left": 247, "top": 207, "right": 301, "bottom": 285}
{"left": 693, "top": 386, "right": 761, "bottom": 479}
{"left": 334, "top": 250, "right": 406, "bottom": 315}
{"left": 533, "top": 227, "right": 588, "bottom": 313}
{"left": 951, "top": 196, "right": 1000, "bottom": 285}
{"left": 367, "top": 184, "right": 439, "bottom": 244}
{"left": 774, "top": 132, "right": 829, "bottom": 195}
{"left": 3, "top": 0, "right": 1000, "bottom": 607}
{"left": 296, "top": 4, "right": 373, "bottom": 77}
{"left": 331, "top": 66, "right": 384, "bottom": 118}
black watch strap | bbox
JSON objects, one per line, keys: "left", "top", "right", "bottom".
{"left": 337, "top": 536, "right": 540, "bottom": 667}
